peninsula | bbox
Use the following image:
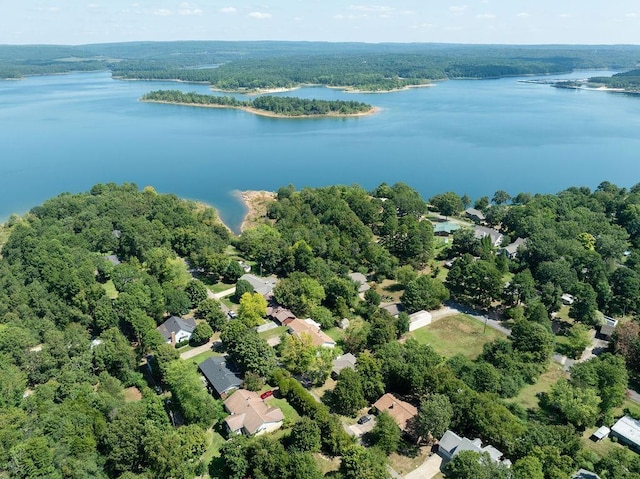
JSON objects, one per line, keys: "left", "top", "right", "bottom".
{"left": 140, "top": 90, "right": 377, "bottom": 118}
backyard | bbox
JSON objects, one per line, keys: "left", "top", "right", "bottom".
{"left": 408, "top": 314, "right": 505, "bottom": 359}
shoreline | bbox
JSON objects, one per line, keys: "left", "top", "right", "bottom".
{"left": 210, "top": 85, "right": 301, "bottom": 96}
{"left": 140, "top": 99, "right": 379, "bottom": 118}
{"left": 233, "top": 190, "right": 277, "bottom": 232}
{"left": 328, "top": 83, "right": 435, "bottom": 94}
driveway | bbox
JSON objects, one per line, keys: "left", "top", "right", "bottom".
{"left": 404, "top": 454, "right": 443, "bottom": 479}
{"left": 180, "top": 340, "right": 218, "bottom": 360}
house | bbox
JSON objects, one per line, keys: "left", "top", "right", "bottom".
{"left": 198, "top": 356, "right": 242, "bottom": 398}
{"left": 600, "top": 316, "right": 618, "bottom": 339}
{"left": 382, "top": 303, "right": 402, "bottom": 317}
{"left": 572, "top": 469, "right": 602, "bottom": 479}
{"left": 408, "top": 310, "right": 432, "bottom": 332}
{"left": 611, "top": 415, "right": 640, "bottom": 452}
{"left": 473, "top": 225, "right": 503, "bottom": 247}
{"left": 223, "top": 389, "right": 284, "bottom": 436}
{"left": 433, "top": 221, "right": 461, "bottom": 236}
{"left": 503, "top": 237, "right": 526, "bottom": 259}
{"left": 287, "top": 318, "right": 336, "bottom": 348}
{"left": 373, "top": 393, "right": 417, "bottom": 432}
{"left": 240, "top": 274, "right": 278, "bottom": 298}
{"left": 465, "top": 208, "right": 486, "bottom": 223}
{"left": 332, "top": 353, "right": 357, "bottom": 378}
{"left": 269, "top": 306, "right": 297, "bottom": 326}
{"left": 561, "top": 293, "right": 576, "bottom": 305}
{"left": 438, "top": 430, "right": 510, "bottom": 467}
{"left": 349, "top": 272, "right": 371, "bottom": 293}
{"left": 590, "top": 426, "right": 610, "bottom": 442}
{"left": 156, "top": 316, "right": 197, "bottom": 345}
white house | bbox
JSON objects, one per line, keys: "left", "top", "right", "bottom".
{"left": 156, "top": 316, "right": 197, "bottom": 345}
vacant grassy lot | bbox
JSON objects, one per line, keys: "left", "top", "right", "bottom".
{"left": 508, "top": 362, "right": 568, "bottom": 410}
{"left": 409, "top": 314, "right": 505, "bottom": 359}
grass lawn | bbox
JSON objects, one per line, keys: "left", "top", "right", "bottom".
{"left": 409, "top": 314, "right": 505, "bottom": 359}
{"left": 123, "top": 387, "right": 142, "bottom": 402}
{"left": 102, "top": 279, "right": 118, "bottom": 299}
{"left": 187, "top": 350, "right": 221, "bottom": 367}
{"left": 325, "top": 327, "right": 345, "bottom": 342}
{"left": 258, "top": 325, "right": 288, "bottom": 341}
{"left": 507, "top": 362, "right": 568, "bottom": 410}
{"left": 201, "top": 428, "right": 226, "bottom": 477}
{"left": 314, "top": 453, "right": 341, "bottom": 475}
{"left": 265, "top": 396, "right": 300, "bottom": 424}
{"left": 375, "top": 279, "right": 404, "bottom": 303}
{"left": 580, "top": 428, "right": 625, "bottom": 457}
{"left": 206, "top": 281, "right": 236, "bottom": 294}
{"left": 388, "top": 444, "right": 431, "bottom": 476}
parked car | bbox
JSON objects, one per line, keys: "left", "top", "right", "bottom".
{"left": 357, "top": 415, "right": 371, "bottom": 425}
{"left": 260, "top": 390, "right": 274, "bottom": 400}
{"left": 227, "top": 311, "right": 237, "bottom": 319}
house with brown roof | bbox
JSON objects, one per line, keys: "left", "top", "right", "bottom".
{"left": 373, "top": 393, "right": 417, "bottom": 431}
{"left": 268, "top": 306, "right": 297, "bottom": 326}
{"left": 223, "top": 389, "right": 284, "bottom": 436}
{"left": 287, "top": 318, "right": 336, "bottom": 348}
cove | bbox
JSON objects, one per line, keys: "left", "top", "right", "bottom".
{"left": 0, "top": 70, "right": 638, "bottom": 232}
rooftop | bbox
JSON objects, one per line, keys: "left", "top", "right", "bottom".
{"left": 198, "top": 356, "right": 242, "bottom": 397}
{"left": 373, "top": 393, "right": 417, "bottom": 431}
{"left": 349, "top": 272, "right": 371, "bottom": 293}
{"left": 240, "top": 274, "right": 278, "bottom": 297}
{"left": 224, "top": 389, "right": 284, "bottom": 435}
{"left": 332, "top": 353, "right": 357, "bottom": 375}
{"left": 611, "top": 415, "right": 640, "bottom": 447}
{"left": 287, "top": 318, "right": 336, "bottom": 348}
{"left": 156, "top": 316, "right": 196, "bottom": 342}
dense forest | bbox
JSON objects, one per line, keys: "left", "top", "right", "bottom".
{"left": 2, "top": 181, "right": 640, "bottom": 478}
{"left": 141, "top": 90, "right": 374, "bottom": 116}
{"left": 2, "top": 41, "right": 640, "bottom": 91}
{"left": 589, "top": 69, "right": 640, "bottom": 92}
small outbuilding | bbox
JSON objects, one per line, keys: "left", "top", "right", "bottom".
{"left": 561, "top": 293, "right": 575, "bottom": 305}
{"left": 590, "top": 426, "right": 611, "bottom": 442}
{"left": 600, "top": 316, "right": 618, "bottom": 339}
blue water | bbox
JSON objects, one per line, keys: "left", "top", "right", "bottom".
{"left": 0, "top": 70, "right": 638, "bottom": 231}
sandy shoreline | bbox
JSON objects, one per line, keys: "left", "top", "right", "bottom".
{"left": 328, "top": 83, "right": 435, "bottom": 94}
{"left": 210, "top": 86, "right": 301, "bottom": 96}
{"left": 141, "top": 99, "right": 379, "bottom": 118}
{"left": 234, "top": 190, "right": 276, "bottom": 232}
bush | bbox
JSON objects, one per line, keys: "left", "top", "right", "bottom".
{"left": 175, "top": 339, "right": 189, "bottom": 348}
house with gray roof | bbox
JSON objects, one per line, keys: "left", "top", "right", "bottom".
{"left": 573, "top": 469, "right": 601, "bottom": 479}
{"left": 199, "top": 356, "right": 243, "bottom": 398}
{"left": 332, "top": 353, "right": 357, "bottom": 378}
{"left": 156, "top": 316, "right": 196, "bottom": 345}
{"left": 473, "top": 225, "right": 503, "bottom": 247}
{"left": 349, "top": 272, "right": 370, "bottom": 293}
{"left": 503, "top": 237, "right": 526, "bottom": 259}
{"left": 465, "top": 208, "right": 486, "bottom": 223}
{"left": 240, "top": 274, "right": 278, "bottom": 298}
{"left": 438, "top": 430, "right": 510, "bottom": 467}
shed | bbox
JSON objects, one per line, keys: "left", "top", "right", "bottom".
{"left": 590, "top": 426, "right": 610, "bottom": 442}
{"left": 561, "top": 293, "right": 575, "bottom": 305}
{"left": 408, "top": 310, "right": 432, "bottom": 332}
{"left": 600, "top": 316, "right": 618, "bottom": 338}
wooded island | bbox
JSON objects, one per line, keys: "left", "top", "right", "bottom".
{"left": 140, "top": 89, "right": 376, "bottom": 117}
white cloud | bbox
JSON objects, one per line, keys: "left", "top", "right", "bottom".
{"left": 516, "top": 12, "right": 530, "bottom": 18}
{"left": 152, "top": 9, "right": 172, "bottom": 16}
{"left": 334, "top": 14, "right": 345, "bottom": 20}
{"left": 179, "top": 3, "right": 202, "bottom": 16}
{"left": 410, "top": 23, "right": 435, "bottom": 29}
{"left": 220, "top": 6, "right": 236, "bottom": 14}
{"left": 626, "top": 12, "right": 637, "bottom": 17}
{"left": 559, "top": 13, "right": 572, "bottom": 18}
{"left": 87, "top": 3, "right": 99, "bottom": 8}
{"left": 476, "top": 13, "right": 496, "bottom": 19}
{"left": 449, "top": 5, "right": 468, "bottom": 16}
{"left": 34, "top": 6, "right": 61, "bottom": 12}
{"left": 248, "top": 11, "right": 272, "bottom": 19}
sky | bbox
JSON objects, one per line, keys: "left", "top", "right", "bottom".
{"left": 2, "top": 1, "right": 639, "bottom": 45}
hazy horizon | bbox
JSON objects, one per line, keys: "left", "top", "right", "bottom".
{"left": 3, "top": 1, "right": 639, "bottom": 46}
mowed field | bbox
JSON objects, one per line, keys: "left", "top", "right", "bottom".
{"left": 408, "top": 314, "right": 505, "bottom": 359}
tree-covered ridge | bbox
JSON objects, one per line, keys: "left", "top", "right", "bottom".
{"left": 589, "top": 69, "right": 640, "bottom": 92}
{"left": 2, "top": 41, "right": 640, "bottom": 87}
{"left": 141, "top": 90, "right": 375, "bottom": 117}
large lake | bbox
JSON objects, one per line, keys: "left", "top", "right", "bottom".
{"left": 1, "top": 70, "right": 638, "bottom": 231}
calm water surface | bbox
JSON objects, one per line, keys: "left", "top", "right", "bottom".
{"left": 0, "top": 70, "right": 638, "bottom": 231}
